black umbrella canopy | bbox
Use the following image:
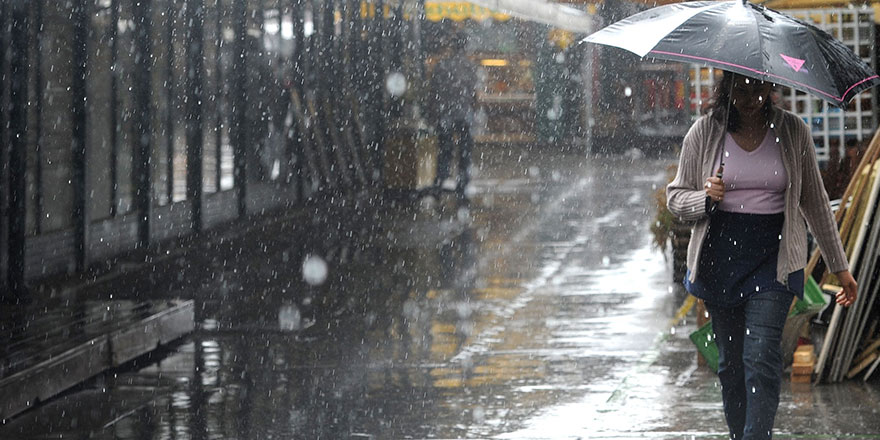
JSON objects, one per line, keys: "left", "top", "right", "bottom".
{"left": 583, "top": 0, "right": 880, "bottom": 107}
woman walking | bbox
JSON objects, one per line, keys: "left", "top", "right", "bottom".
{"left": 667, "top": 71, "right": 858, "bottom": 440}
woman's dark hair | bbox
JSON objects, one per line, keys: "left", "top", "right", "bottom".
{"left": 708, "top": 71, "right": 773, "bottom": 133}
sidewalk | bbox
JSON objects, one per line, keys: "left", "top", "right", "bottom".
{"left": 0, "top": 298, "right": 193, "bottom": 420}
{"left": 0, "top": 186, "right": 464, "bottom": 422}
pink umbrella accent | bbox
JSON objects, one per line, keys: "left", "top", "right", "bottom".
{"left": 780, "top": 54, "right": 805, "bottom": 72}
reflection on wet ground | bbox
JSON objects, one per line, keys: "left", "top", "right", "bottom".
{"left": 3, "top": 150, "right": 880, "bottom": 439}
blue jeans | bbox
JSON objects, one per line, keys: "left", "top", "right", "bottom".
{"left": 705, "top": 289, "right": 793, "bottom": 440}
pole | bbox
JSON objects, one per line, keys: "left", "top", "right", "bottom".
{"left": 132, "top": 0, "right": 154, "bottom": 247}
{"left": 186, "top": 0, "right": 205, "bottom": 233}
{"left": 8, "top": 0, "right": 29, "bottom": 298}
{"left": 231, "top": 0, "right": 248, "bottom": 216}
{"left": 72, "top": 0, "right": 91, "bottom": 270}
{"left": 1, "top": 0, "right": 8, "bottom": 291}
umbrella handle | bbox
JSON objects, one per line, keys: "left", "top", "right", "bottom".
{"left": 708, "top": 163, "right": 725, "bottom": 214}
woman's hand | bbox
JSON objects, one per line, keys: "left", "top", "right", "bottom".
{"left": 834, "top": 270, "right": 858, "bottom": 307}
{"left": 704, "top": 176, "right": 725, "bottom": 202}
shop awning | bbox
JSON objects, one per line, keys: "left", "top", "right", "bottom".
{"left": 423, "top": 1, "right": 594, "bottom": 33}
{"left": 425, "top": 2, "right": 512, "bottom": 21}
{"left": 467, "top": 0, "right": 594, "bottom": 33}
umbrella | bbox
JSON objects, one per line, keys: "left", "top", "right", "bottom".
{"left": 582, "top": 0, "right": 880, "bottom": 107}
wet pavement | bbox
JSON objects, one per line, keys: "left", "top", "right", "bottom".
{"left": 2, "top": 147, "right": 880, "bottom": 439}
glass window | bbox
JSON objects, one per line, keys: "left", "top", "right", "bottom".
{"left": 243, "top": 1, "right": 284, "bottom": 184}
{"left": 151, "top": 0, "right": 171, "bottom": 206}
{"left": 219, "top": 0, "right": 235, "bottom": 191}
{"left": 168, "top": 3, "right": 186, "bottom": 202}
{"left": 171, "top": 3, "right": 188, "bottom": 202}
{"left": 262, "top": 3, "right": 286, "bottom": 183}
{"left": 115, "top": 0, "right": 137, "bottom": 214}
{"left": 24, "top": 3, "right": 40, "bottom": 236}
{"left": 37, "top": 0, "right": 75, "bottom": 232}
{"left": 87, "top": 0, "right": 114, "bottom": 221}
{"left": 202, "top": 0, "right": 221, "bottom": 194}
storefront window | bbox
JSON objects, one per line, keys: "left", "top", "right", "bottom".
{"left": 115, "top": 0, "right": 138, "bottom": 213}
{"left": 170, "top": 2, "right": 188, "bottom": 202}
{"left": 218, "top": 0, "right": 235, "bottom": 191}
{"left": 33, "top": 0, "right": 76, "bottom": 232}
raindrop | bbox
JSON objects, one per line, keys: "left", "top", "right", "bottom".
{"left": 364, "top": 311, "right": 377, "bottom": 327}
{"left": 403, "top": 300, "right": 421, "bottom": 321}
{"left": 304, "top": 16, "right": 314, "bottom": 37}
{"left": 473, "top": 406, "right": 486, "bottom": 423}
{"left": 302, "top": 254, "right": 328, "bottom": 286}
{"left": 456, "top": 302, "right": 473, "bottom": 319}
{"left": 385, "top": 71, "right": 407, "bottom": 97}
{"left": 602, "top": 256, "right": 611, "bottom": 266}
{"left": 456, "top": 320, "right": 475, "bottom": 337}
{"left": 278, "top": 304, "right": 302, "bottom": 331}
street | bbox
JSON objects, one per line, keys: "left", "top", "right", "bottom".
{"left": 3, "top": 149, "right": 879, "bottom": 439}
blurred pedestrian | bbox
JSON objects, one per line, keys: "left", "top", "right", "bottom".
{"left": 666, "top": 71, "right": 857, "bottom": 440}
{"left": 428, "top": 31, "right": 477, "bottom": 202}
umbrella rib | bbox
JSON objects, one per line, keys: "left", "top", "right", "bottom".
{"left": 843, "top": 75, "right": 880, "bottom": 101}
{"left": 752, "top": 4, "right": 766, "bottom": 87}
{"left": 648, "top": 49, "right": 869, "bottom": 103}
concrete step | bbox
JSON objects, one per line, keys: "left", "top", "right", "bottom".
{"left": 0, "top": 299, "right": 194, "bottom": 421}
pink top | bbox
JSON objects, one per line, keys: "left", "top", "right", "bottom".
{"left": 716, "top": 129, "right": 787, "bottom": 214}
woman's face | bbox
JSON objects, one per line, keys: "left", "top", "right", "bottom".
{"left": 730, "top": 76, "right": 772, "bottom": 118}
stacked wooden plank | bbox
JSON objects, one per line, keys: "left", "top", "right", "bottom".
{"left": 810, "top": 128, "right": 880, "bottom": 383}
{"left": 791, "top": 344, "right": 816, "bottom": 384}
{"left": 847, "top": 333, "right": 880, "bottom": 379}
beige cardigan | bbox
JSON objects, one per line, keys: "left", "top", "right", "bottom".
{"left": 666, "top": 106, "right": 848, "bottom": 285}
